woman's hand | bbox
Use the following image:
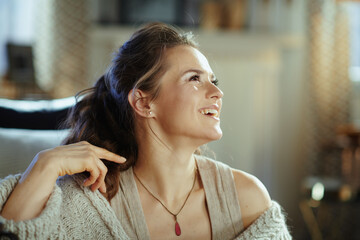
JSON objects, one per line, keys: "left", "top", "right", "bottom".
{"left": 38, "top": 141, "right": 126, "bottom": 193}
{"left": 0, "top": 141, "right": 126, "bottom": 221}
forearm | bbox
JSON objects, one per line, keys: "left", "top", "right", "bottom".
{"left": 0, "top": 141, "right": 125, "bottom": 221}
{"left": 0, "top": 156, "right": 58, "bottom": 221}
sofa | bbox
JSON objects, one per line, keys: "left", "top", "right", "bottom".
{"left": 0, "top": 97, "right": 75, "bottom": 178}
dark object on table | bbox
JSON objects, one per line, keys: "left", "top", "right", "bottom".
{"left": 6, "top": 43, "right": 35, "bottom": 84}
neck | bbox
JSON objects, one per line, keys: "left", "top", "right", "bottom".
{"left": 133, "top": 134, "right": 198, "bottom": 207}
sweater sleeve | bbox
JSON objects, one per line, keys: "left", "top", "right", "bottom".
{"left": 235, "top": 201, "right": 292, "bottom": 240}
{"left": 0, "top": 174, "right": 64, "bottom": 239}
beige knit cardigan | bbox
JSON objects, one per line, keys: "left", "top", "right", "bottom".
{"left": 0, "top": 163, "right": 291, "bottom": 239}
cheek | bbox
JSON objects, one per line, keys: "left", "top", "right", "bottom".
{"left": 155, "top": 84, "right": 202, "bottom": 119}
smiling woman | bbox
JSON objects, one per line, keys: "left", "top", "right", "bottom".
{"left": 0, "top": 23, "right": 291, "bottom": 239}
{"left": 142, "top": 45, "right": 223, "bottom": 148}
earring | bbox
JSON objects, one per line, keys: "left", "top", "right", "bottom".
{"left": 149, "top": 111, "right": 152, "bottom": 115}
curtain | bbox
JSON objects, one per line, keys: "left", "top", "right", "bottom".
{"left": 305, "top": 0, "right": 351, "bottom": 179}
{"left": 35, "top": 0, "right": 91, "bottom": 98}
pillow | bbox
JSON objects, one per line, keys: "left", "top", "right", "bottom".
{"left": 0, "top": 97, "right": 75, "bottom": 130}
{"left": 0, "top": 128, "right": 69, "bottom": 178}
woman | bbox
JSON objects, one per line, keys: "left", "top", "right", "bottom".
{"left": 0, "top": 23, "right": 291, "bottom": 239}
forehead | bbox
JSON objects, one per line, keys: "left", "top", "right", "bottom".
{"left": 163, "top": 45, "right": 212, "bottom": 74}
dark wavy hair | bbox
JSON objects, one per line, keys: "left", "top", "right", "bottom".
{"left": 62, "top": 22, "right": 198, "bottom": 200}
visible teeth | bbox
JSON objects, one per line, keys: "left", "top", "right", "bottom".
{"left": 200, "top": 109, "right": 218, "bottom": 117}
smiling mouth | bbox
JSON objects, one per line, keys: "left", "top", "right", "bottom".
{"left": 200, "top": 109, "right": 219, "bottom": 118}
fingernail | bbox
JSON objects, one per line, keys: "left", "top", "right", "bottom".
{"left": 83, "top": 179, "right": 89, "bottom": 186}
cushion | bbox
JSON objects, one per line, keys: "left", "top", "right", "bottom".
{"left": 0, "top": 128, "right": 69, "bottom": 178}
{"left": 0, "top": 97, "right": 75, "bottom": 130}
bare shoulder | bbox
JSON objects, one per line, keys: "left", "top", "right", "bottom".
{"left": 231, "top": 168, "right": 272, "bottom": 228}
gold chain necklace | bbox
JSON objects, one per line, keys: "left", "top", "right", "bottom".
{"left": 133, "top": 168, "right": 197, "bottom": 236}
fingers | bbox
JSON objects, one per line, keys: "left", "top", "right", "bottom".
{"left": 83, "top": 158, "right": 108, "bottom": 193}
{"left": 81, "top": 141, "right": 127, "bottom": 164}
{"left": 70, "top": 141, "right": 126, "bottom": 193}
{"left": 99, "top": 182, "right": 107, "bottom": 193}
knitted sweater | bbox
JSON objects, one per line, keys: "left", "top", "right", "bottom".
{"left": 0, "top": 160, "right": 291, "bottom": 239}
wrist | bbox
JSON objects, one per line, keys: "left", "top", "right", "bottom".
{"left": 20, "top": 151, "right": 59, "bottom": 184}
{"left": 2, "top": 152, "right": 59, "bottom": 221}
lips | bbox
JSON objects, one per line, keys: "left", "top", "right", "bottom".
{"left": 199, "top": 105, "right": 220, "bottom": 119}
{"left": 200, "top": 108, "right": 219, "bottom": 117}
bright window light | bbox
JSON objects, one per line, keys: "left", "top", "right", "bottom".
{"left": 311, "top": 182, "right": 325, "bottom": 201}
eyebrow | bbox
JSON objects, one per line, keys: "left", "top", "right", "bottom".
{"left": 182, "top": 69, "right": 217, "bottom": 80}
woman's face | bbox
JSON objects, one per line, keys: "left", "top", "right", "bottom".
{"left": 151, "top": 45, "right": 223, "bottom": 147}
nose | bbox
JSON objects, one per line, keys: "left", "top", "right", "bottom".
{"left": 206, "top": 81, "right": 223, "bottom": 100}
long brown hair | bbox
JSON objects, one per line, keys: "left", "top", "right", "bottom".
{"left": 62, "top": 22, "right": 198, "bottom": 200}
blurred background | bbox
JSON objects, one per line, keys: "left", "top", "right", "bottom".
{"left": 0, "top": 0, "right": 360, "bottom": 239}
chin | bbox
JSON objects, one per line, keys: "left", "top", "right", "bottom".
{"left": 212, "top": 132, "right": 223, "bottom": 141}
{"left": 204, "top": 129, "right": 223, "bottom": 142}
{"left": 190, "top": 126, "right": 223, "bottom": 145}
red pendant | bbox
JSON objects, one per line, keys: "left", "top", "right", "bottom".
{"left": 175, "top": 221, "right": 181, "bottom": 236}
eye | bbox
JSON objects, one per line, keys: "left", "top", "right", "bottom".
{"left": 190, "top": 75, "right": 200, "bottom": 82}
{"left": 212, "top": 79, "right": 219, "bottom": 86}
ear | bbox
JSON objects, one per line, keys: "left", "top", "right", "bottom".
{"left": 128, "top": 89, "right": 153, "bottom": 118}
